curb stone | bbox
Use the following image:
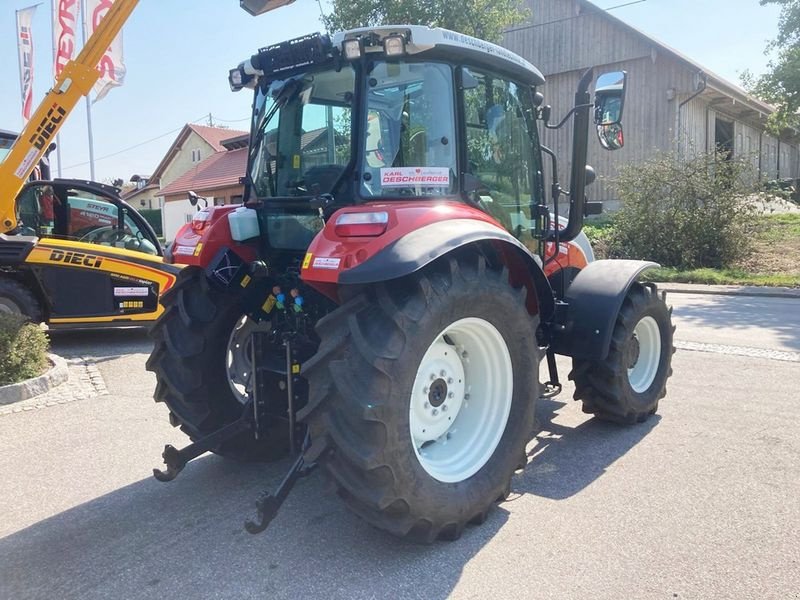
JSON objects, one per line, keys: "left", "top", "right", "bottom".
{"left": 0, "top": 357, "right": 107, "bottom": 416}
{"left": 655, "top": 282, "right": 800, "bottom": 299}
{"left": 0, "top": 354, "right": 69, "bottom": 405}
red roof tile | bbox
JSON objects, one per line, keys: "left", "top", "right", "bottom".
{"left": 187, "top": 124, "right": 248, "bottom": 152}
{"left": 159, "top": 148, "right": 248, "bottom": 197}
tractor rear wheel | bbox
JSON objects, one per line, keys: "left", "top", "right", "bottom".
{"left": 0, "top": 277, "right": 42, "bottom": 322}
{"left": 147, "top": 267, "right": 287, "bottom": 461}
{"left": 570, "top": 282, "right": 675, "bottom": 424}
{"left": 300, "top": 253, "right": 540, "bottom": 542}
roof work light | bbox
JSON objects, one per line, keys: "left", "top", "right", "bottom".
{"left": 383, "top": 34, "right": 406, "bottom": 57}
{"left": 342, "top": 38, "right": 363, "bottom": 60}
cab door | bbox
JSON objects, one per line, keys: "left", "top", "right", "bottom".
{"left": 17, "top": 180, "right": 166, "bottom": 321}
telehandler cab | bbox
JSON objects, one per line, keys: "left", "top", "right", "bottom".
{"left": 0, "top": 0, "right": 180, "bottom": 327}
{"left": 150, "top": 22, "right": 675, "bottom": 542}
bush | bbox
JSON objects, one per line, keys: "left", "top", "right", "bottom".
{"left": 611, "top": 150, "right": 759, "bottom": 269}
{"left": 139, "top": 208, "right": 163, "bottom": 236}
{"left": 0, "top": 314, "right": 50, "bottom": 386}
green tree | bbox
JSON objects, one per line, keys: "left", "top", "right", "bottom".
{"left": 743, "top": 0, "right": 800, "bottom": 133}
{"left": 322, "top": 0, "right": 528, "bottom": 43}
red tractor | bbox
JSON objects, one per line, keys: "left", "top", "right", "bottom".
{"left": 150, "top": 25, "right": 674, "bottom": 542}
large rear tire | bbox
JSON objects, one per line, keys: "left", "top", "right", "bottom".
{"left": 570, "top": 282, "right": 675, "bottom": 424}
{"left": 300, "top": 253, "right": 540, "bottom": 542}
{"left": 0, "top": 277, "right": 42, "bottom": 322}
{"left": 146, "top": 267, "right": 287, "bottom": 461}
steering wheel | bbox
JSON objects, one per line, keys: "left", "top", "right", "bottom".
{"left": 79, "top": 226, "right": 130, "bottom": 245}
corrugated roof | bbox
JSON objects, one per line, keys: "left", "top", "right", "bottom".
{"left": 574, "top": 0, "right": 775, "bottom": 115}
{"left": 159, "top": 147, "right": 248, "bottom": 197}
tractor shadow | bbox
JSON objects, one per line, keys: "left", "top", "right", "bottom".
{"left": 0, "top": 453, "right": 507, "bottom": 600}
{"left": 48, "top": 327, "right": 153, "bottom": 360}
{"left": 514, "top": 398, "right": 660, "bottom": 500}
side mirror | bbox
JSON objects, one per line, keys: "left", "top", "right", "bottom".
{"left": 597, "top": 124, "right": 624, "bottom": 151}
{"left": 594, "top": 71, "right": 626, "bottom": 125}
{"left": 594, "top": 71, "right": 627, "bottom": 151}
{"left": 188, "top": 191, "right": 200, "bottom": 207}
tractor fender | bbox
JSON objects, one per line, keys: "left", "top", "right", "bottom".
{"left": 550, "top": 259, "right": 658, "bottom": 360}
{"left": 302, "top": 206, "right": 555, "bottom": 321}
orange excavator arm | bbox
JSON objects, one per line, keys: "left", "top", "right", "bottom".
{"left": 0, "top": 0, "right": 139, "bottom": 234}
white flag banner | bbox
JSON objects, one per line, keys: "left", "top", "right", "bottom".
{"left": 16, "top": 5, "right": 38, "bottom": 124}
{"left": 85, "top": 0, "right": 126, "bottom": 102}
{"left": 53, "top": 0, "right": 80, "bottom": 80}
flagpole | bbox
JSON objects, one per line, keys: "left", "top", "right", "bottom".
{"left": 51, "top": 0, "right": 62, "bottom": 178}
{"left": 80, "top": 0, "right": 96, "bottom": 180}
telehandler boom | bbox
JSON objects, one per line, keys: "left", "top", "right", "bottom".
{"left": 0, "top": 0, "right": 139, "bottom": 233}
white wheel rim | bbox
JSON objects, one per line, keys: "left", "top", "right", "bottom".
{"left": 409, "top": 317, "right": 513, "bottom": 483}
{"left": 627, "top": 316, "right": 661, "bottom": 393}
{"left": 226, "top": 316, "right": 272, "bottom": 404}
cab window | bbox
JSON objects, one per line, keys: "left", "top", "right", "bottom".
{"left": 461, "top": 68, "right": 542, "bottom": 248}
{"left": 64, "top": 190, "right": 158, "bottom": 255}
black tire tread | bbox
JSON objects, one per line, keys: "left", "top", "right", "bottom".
{"left": 147, "top": 267, "right": 285, "bottom": 461}
{"left": 0, "top": 277, "right": 43, "bottom": 322}
{"left": 570, "top": 282, "right": 676, "bottom": 424}
{"left": 300, "top": 253, "right": 539, "bottom": 543}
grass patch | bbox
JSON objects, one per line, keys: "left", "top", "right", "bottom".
{"left": 587, "top": 212, "right": 800, "bottom": 287}
{"left": 640, "top": 267, "right": 800, "bottom": 287}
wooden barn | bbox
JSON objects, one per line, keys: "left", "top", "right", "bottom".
{"left": 503, "top": 0, "right": 800, "bottom": 206}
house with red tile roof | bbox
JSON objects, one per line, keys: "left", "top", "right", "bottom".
{"left": 153, "top": 124, "right": 248, "bottom": 240}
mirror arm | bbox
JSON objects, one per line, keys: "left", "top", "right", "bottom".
{"left": 544, "top": 103, "right": 594, "bottom": 130}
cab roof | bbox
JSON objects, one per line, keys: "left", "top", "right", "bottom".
{"left": 333, "top": 25, "right": 545, "bottom": 87}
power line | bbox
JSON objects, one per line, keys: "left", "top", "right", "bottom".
{"left": 59, "top": 113, "right": 215, "bottom": 172}
{"left": 505, "top": 0, "right": 651, "bottom": 34}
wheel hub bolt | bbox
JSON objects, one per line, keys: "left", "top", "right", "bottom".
{"left": 448, "top": 391, "right": 454, "bottom": 398}
{"left": 462, "top": 351, "right": 468, "bottom": 358}
{"left": 447, "top": 377, "right": 453, "bottom": 384}
{"left": 442, "top": 404, "right": 448, "bottom": 412}
{"left": 464, "top": 393, "right": 471, "bottom": 400}
{"left": 440, "top": 370, "right": 446, "bottom": 377}
{"left": 432, "top": 409, "right": 439, "bottom": 416}
{"left": 424, "top": 402, "right": 430, "bottom": 409}
{"left": 430, "top": 373, "right": 436, "bottom": 381}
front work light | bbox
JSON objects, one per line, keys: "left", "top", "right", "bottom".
{"left": 383, "top": 34, "right": 406, "bottom": 57}
{"left": 229, "top": 68, "right": 244, "bottom": 91}
{"left": 342, "top": 39, "right": 363, "bottom": 60}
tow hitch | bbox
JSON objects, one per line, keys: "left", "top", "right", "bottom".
{"left": 153, "top": 332, "right": 321, "bottom": 534}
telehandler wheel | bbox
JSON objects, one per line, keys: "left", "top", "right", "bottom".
{"left": 300, "top": 252, "right": 540, "bottom": 543}
{"left": 0, "top": 278, "right": 42, "bottom": 322}
{"left": 147, "top": 267, "right": 287, "bottom": 462}
{"left": 570, "top": 282, "right": 675, "bottom": 424}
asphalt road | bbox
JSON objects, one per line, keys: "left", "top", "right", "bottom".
{"left": 1, "top": 291, "right": 798, "bottom": 600}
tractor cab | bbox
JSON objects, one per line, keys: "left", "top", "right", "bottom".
{"left": 227, "top": 25, "right": 625, "bottom": 272}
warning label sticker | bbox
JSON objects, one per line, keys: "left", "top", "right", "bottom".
{"left": 380, "top": 167, "right": 450, "bottom": 188}
{"left": 114, "top": 287, "right": 150, "bottom": 297}
{"left": 312, "top": 257, "right": 341, "bottom": 270}
{"left": 14, "top": 148, "right": 40, "bottom": 179}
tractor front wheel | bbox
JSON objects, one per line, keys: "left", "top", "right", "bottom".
{"left": 300, "top": 253, "right": 540, "bottom": 542}
{"left": 570, "top": 282, "right": 675, "bottom": 424}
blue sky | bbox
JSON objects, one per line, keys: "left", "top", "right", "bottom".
{"left": 0, "top": 0, "right": 784, "bottom": 183}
